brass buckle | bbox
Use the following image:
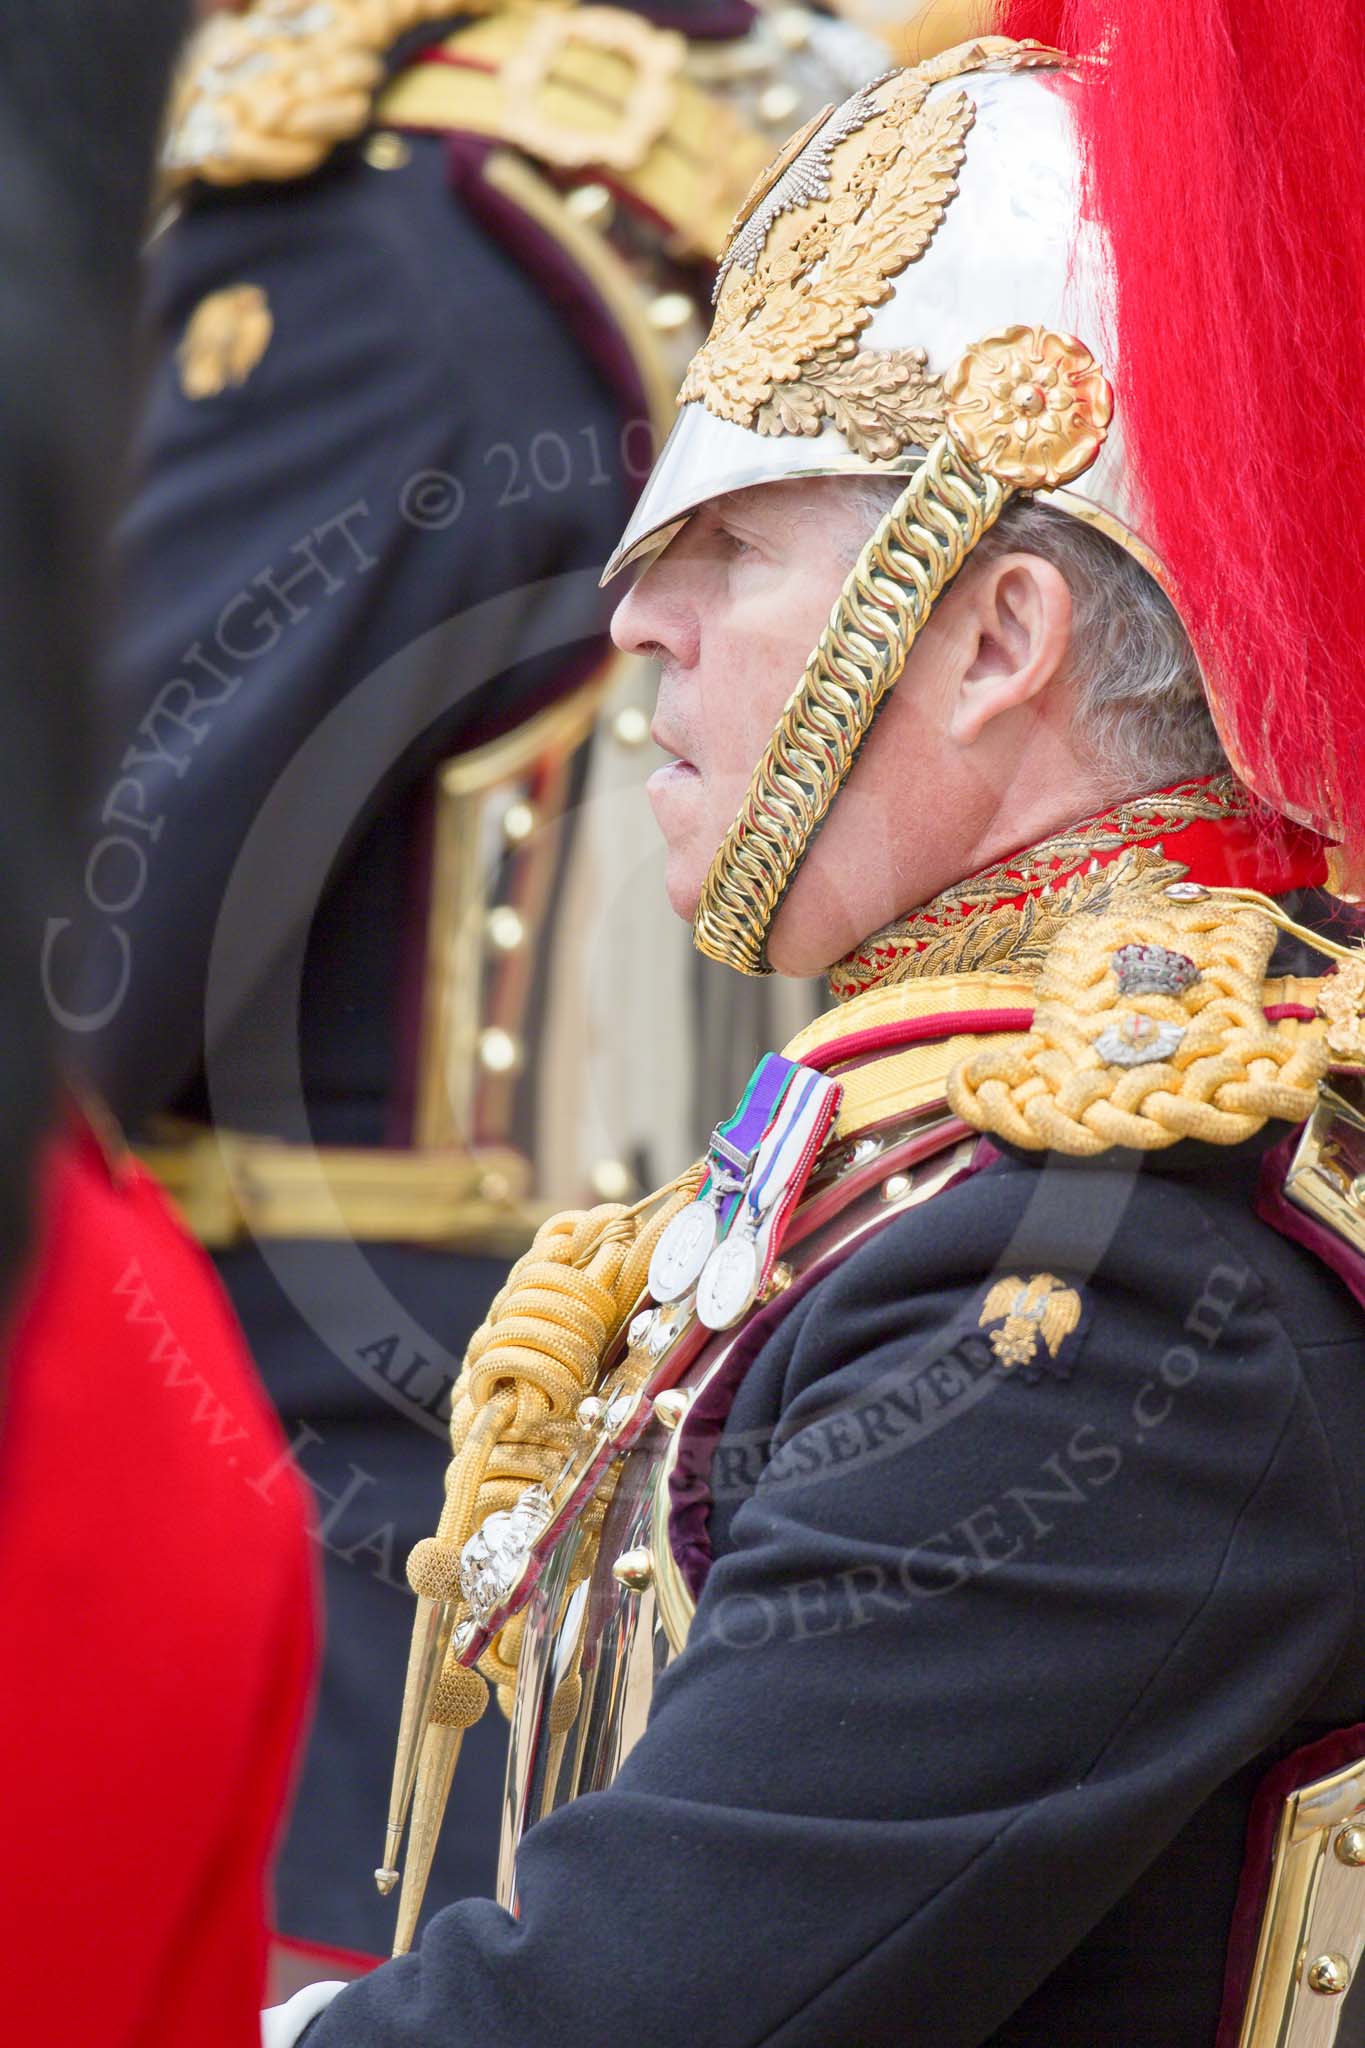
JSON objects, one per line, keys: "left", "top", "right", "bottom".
{"left": 499, "top": 5, "right": 686, "bottom": 174}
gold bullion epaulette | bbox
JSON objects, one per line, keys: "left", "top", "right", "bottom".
{"left": 162, "top": 0, "right": 483, "bottom": 189}
{"left": 946, "top": 885, "right": 1355, "bottom": 1156}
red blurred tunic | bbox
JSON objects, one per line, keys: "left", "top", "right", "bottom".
{"left": 0, "top": 1111, "right": 317, "bottom": 2046}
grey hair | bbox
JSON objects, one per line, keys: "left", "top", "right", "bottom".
{"left": 835, "top": 477, "right": 1227, "bottom": 791}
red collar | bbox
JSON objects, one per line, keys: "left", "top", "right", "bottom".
{"left": 829, "top": 775, "right": 1329, "bottom": 1002}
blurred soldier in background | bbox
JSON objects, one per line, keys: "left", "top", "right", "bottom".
{"left": 52, "top": 0, "right": 913, "bottom": 1967}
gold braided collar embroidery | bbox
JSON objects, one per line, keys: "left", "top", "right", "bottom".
{"left": 828, "top": 775, "right": 1253, "bottom": 1001}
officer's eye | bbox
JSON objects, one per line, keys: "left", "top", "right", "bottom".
{"left": 716, "top": 523, "right": 760, "bottom": 561}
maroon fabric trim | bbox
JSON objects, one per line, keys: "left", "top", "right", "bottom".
{"left": 1227, "top": 1135, "right": 1365, "bottom": 2034}
{"left": 667, "top": 1139, "right": 997, "bottom": 1601}
{"left": 668, "top": 1253, "right": 827, "bottom": 1602}
{"left": 622, "top": 0, "right": 755, "bottom": 32}
{"left": 1216, "top": 1721, "right": 1365, "bottom": 2047}
{"left": 444, "top": 134, "right": 652, "bottom": 468}
{"left": 801, "top": 1010, "right": 1036, "bottom": 1073}
{"left": 419, "top": 0, "right": 756, "bottom": 43}
{"left": 1255, "top": 1129, "right": 1365, "bottom": 1314}
{"left": 422, "top": 50, "right": 499, "bottom": 71}
{"left": 362, "top": 135, "right": 642, "bottom": 1151}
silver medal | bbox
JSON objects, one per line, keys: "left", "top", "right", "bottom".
{"left": 649, "top": 1200, "right": 719, "bottom": 1303}
{"left": 697, "top": 1232, "right": 761, "bottom": 1331}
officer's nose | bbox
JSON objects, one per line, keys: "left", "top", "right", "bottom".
{"left": 610, "top": 561, "right": 700, "bottom": 671}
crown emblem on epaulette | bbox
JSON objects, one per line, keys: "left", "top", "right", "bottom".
{"left": 1110, "top": 942, "right": 1200, "bottom": 998}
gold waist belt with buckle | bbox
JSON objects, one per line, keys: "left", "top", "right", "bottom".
{"left": 374, "top": 9, "right": 771, "bottom": 261}
{"left": 140, "top": 1122, "right": 547, "bottom": 1256}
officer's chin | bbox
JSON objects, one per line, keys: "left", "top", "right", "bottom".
{"left": 646, "top": 768, "right": 705, "bottom": 911}
{"left": 663, "top": 852, "right": 705, "bottom": 924}
{"left": 764, "top": 864, "right": 855, "bottom": 982}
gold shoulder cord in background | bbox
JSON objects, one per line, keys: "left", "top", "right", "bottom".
{"left": 161, "top": 0, "right": 795, "bottom": 264}
{"left": 161, "top": 0, "right": 492, "bottom": 190}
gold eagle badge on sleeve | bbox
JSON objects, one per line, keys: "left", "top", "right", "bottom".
{"left": 978, "top": 1272, "right": 1083, "bottom": 1374}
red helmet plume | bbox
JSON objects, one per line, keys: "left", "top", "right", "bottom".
{"left": 1001, "top": 0, "right": 1365, "bottom": 861}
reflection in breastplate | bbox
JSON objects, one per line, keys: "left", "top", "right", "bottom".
{"left": 500, "top": 1477, "right": 671, "bottom": 1905}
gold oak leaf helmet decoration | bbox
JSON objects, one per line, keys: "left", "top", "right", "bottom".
{"left": 601, "top": 38, "right": 1133, "bottom": 976}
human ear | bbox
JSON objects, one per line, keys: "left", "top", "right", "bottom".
{"left": 946, "top": 552, "right": 1073, "bottom": 746}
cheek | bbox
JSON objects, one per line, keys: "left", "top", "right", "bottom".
{"left": 697, "top": 647, "right": 766, "bottom": 774}
{"left": 653, "top": 563, "right": 851, "bottom": 916}
{"left": 697, "top": 605, "right": 824, "bottom": 775}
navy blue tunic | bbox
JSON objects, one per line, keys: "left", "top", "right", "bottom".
{"left": 306, "top": 1131, "right": 1365, "bottom": 2041}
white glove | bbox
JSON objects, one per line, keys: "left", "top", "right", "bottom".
{"left": 261, "top": 1980, "right": 346, "bottom": 2048}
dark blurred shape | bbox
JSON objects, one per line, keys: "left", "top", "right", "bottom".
{"left": 0, "top": 8, "right": 321, "bottom": 2044}
{"left": 0, "top": 1, "right": 189, "bottom": 1333}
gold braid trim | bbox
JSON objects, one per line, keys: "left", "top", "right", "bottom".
{"left": 407, "top": 1171, "right": 702, "bottom": 1682}
{"left": 386, "top": 1166, "right": 701, "bottom": 1947}
{"left": 693, "top": 434, "right": 1011, "bottom": 977}
{"left": 946, "top": 893, "right": 1330, "bottom": 1156}
{"left": 829, "top": 777, "right": 1251, "bottom": 997}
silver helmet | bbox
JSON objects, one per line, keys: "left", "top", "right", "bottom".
{"left": 605, "top": 39, "right": 1146, "bottom": 973}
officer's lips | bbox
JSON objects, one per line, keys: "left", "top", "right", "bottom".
{"left": 647, "top": 722, "right": 700, "bottom": 797}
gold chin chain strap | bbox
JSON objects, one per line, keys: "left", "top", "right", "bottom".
{"left": 691, "top": 435, "right": 1012, "bottom": 978}
{"left": 381, "top": 1167, "right": 702, "bottom": 1949}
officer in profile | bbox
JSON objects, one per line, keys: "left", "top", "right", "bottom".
{"left": 58, "top": 0, "right": 887, "bottom": 1965}
{"left": 267, "top": 3, "right": 1365, "bottom": 2042}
